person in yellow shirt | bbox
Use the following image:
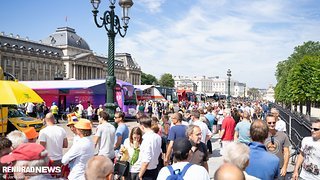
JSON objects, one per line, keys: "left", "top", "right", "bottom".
{"left": 97, "top": 105, "right": 104, "bottom": 120}
{"left": 50, "top": 102, "right": 59, "bottom": 123}
{"left": 73, "top": 107, "right": 81, "bottom": 119}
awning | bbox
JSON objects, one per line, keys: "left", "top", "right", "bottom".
{"left": 133, "top": 85, "right": 155, "bottom": 91}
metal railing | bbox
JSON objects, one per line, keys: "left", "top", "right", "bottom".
{"left": 270, "top": 103, "right": 311, "bottom": 148}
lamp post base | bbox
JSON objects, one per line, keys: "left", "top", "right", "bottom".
{"left": 105, "top": 76, "right": 117, "bottom": 122}
{"left": 104, "top": 102, "right": 117, "bottom": 119}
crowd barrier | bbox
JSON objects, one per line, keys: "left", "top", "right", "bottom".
{"left": 270, "top": 103, "right": 311, "bottom": 148}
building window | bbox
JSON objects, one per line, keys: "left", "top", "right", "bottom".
{"left": 64, "top": 65, "right": 67, "bottom": 78}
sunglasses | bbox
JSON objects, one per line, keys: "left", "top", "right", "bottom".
{"left": 267, "top": 122, "right": 276, "bottom": 125}
{"left": 271, "top": 136, "right": 275, "bottom": 145}
{"left": 312, "top": 128, "right": 320, "bottom": 131}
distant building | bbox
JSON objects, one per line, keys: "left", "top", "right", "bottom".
{"left": 173, "top": 75, "right": 246, "bottom": 97}
{"left": 263, "top": 85, "right": 275, "bottom": 102}
{"left": 234, "top": 82, "right": 246, "bottom": 97}
{"left": 0, "top": 27, "right": 141, "bottom": 84}
{"left": 175, "top": 78, "right": 197, "bottom": 91}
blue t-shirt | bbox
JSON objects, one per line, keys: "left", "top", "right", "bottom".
{"left": 114, "top": 124, "right": 129, "bottom": 149}
{"left": 234, "top": 121, "right": 251, "bottom": 144}
{"left": 205, "top": 113, "right": 215, "bottom": 130}
{"left": 245, "top": 142, "right": 280, "bottom": 180}
{"left": 168, "top": 125, "right": 187, "bottom": 141}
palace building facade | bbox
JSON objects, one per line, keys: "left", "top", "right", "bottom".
{"left": 0, "top": 27, "right": 141, "bottom": 85}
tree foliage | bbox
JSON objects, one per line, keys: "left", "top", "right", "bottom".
{"left": 247, "top": 88, "right": 260, "bottom": 100}
{"left": 159, "top": 73, "right": 174, "bottom": 87}
{"left": 287, "top": 56, "right": 320, "bottom": 102}
{"left": 274, "top": 41, "right": 320, "bottom": 114}
{"left": 141, "top": 72, "right": 158, "bottom": 85}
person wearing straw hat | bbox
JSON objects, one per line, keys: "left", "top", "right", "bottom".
{"left": 62, "top": 119, "right": 95, "bottom": 180}
{"left": 23, "top": 127, "right": 38, "bottom": 143}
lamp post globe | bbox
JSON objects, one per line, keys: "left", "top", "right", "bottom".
{"left": 90, "top": 0, "right": 133, "bottom": 121}
{"left": 227, "top": 69, "right": 231, "bottom": 108}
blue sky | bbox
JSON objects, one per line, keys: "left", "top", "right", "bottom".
{"left": 1, "top": 0, "right": 320, "bottom": 88}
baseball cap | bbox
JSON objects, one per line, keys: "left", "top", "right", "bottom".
{"left": 74, "top": 119, "right": 92, "bottom": 130}
{"left": 0, "top": 143, "right": 46, "bottom": 164}
{"left": 173, "top": 138, "right": 192, "bottom": 156}
{"left": 23, "top": 127, "right": 39, "bottom": 140}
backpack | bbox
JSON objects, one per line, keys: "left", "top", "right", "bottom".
{"left": 166, "top": 163, "right": 192, "bottom": 180}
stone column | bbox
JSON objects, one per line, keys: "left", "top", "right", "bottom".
{"left": 27, "top": 61, "right": 31, "bottom": 80}
{"left": 12, "top": 58, "right": 15, "bottom": 76}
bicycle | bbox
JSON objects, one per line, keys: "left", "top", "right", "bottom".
{"left": 290, "top": 145, "right": 300, "bottom": 166}
{"left": 288, "top": 129, "right": 304, "bottom": 166}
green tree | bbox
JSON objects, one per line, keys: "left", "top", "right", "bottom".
{"left": 247, "top": 88, "right": 260, "bottom": 100}
{"left": 275, "top": 41, "right": 320, "bottom": 115}
{"left": 275, "top": 61, "right": 291, "bottom": 104}
{"left": 141, "top": 72, "right": 158, "bottom": 85}
{"left": 287, "top": 55, "right": 320, "bottom": 114}
{"left": 159, "top": 73, "right": 174, "bottom": 87}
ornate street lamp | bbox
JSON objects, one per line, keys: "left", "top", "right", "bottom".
{"left": 227, "top": 69, "right": 231, "bottom": 108}
{"left": 90, "top": 0, "right": 133, "bottom": 120}
{"left": 244, "top": 83, "right": 246, "bottom": 99}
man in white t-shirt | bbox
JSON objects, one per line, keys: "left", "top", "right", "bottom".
{"left": 25, "top": 102, "right": 35, "bottom": 117}
{"left": 87, "top": 103, "right": 94, "bottom": 121}
{"left": 292, "top": 119, "right": 320, "bottom": 180}
{"left": 190, "top": 109, "right": 212, "bottom": 144}
{"left": 76, "top": 101, "right": 84, "bottom": 118}
{"left": 138, "top": 116, "right": 162, "bottom": 180}
{"left": 93, "top": 111, "right": 115, "bottom": 160}
{"left": 39, "top": 113, "right": 68, "bottom": 166}
{"left": 157, "top": 137, "right": 210, "bottom": 180}
{"left": 271, "top": 108, "right": 286, "bottom": 132}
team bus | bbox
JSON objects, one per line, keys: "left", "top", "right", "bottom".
{"left": 20, "top": 79, "right": 137, "bottom": 118}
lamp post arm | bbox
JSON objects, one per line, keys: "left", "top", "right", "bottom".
{"left": 115, "top": 16, "right": 128, "bottom": 37}
{"left": 92, "top": 9, "right": 113, "bottom": 32}
{"left": 92, "top": 9, "right": 104, "bottom": 28}
{"left": 103, "top": 10, "right": 113, "bottom": 33}
{"left": 93, "top": 7, "right": 127, "bottom": 38}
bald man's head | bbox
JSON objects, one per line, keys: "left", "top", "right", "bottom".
{"left": 214, "top": 163, "right": 245, "bottom": 180}
{"left": 44, "top": 113, "right": 55, "bottom": 123}
{"left": 85, "top": 155, "right": 114, "bottom": 180}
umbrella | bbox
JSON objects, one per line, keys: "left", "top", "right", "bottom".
{"left": 0, "top": 80, "right": 44, "bottom": 104}
{"left": 0, "top": 80, "right": 44, "bottom": 136}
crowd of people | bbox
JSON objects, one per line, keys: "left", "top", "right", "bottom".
{"left": 21, "top": 100, "right": 98, "bottom": 124}
{"left": 0, "top": 99, "right": 319, "bottom": 180}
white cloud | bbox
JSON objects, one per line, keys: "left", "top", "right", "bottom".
{"left": 135, "top": 0, "right": 166, "bottom": 13}
{"left": 117, "top": 0, "right": 320, "bottom": 88}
